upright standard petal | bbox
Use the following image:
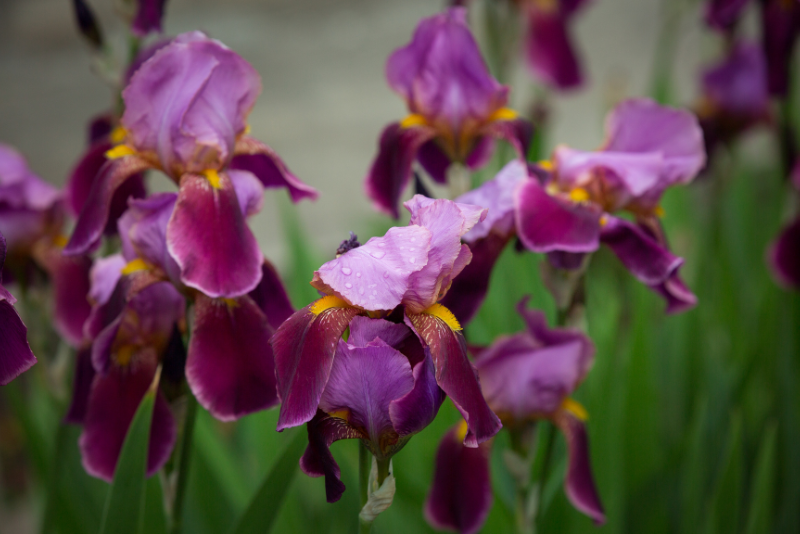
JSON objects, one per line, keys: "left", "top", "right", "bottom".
{"left": 272, "top": 297, "right": 360, "bottom": 431}
{"left": 406, "top": 310, "right": 501, "bottom": 446}
{"left": 167, "top": 172, "right": 262, "bottom": 298}
{"left": 231, "top": 136, "right": 318, "bottom": 202}
{"left": 424, "top": 423, "right": 493, "bottom": 534}
{"left": 599, "top": 216, "right": 683, "bottom": 286}
{"left": 187, "top": 294, "right": 278, "bottom": 421}
{"left": 364, "top": 122, "right": 435, "bottom": 218}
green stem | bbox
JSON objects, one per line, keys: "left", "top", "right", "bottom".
{"left": 358, "top": 441, "right": 372, "bottom": 534}
{"left": 169, "top": 393, "right": 198, "bottom": 534}
{"left": 376, "top": 458, "right": 391, "bottom": 487}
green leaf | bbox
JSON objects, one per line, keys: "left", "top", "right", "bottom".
{"left": 704, "top": 413, "right": 743, "bottom": 534}
{"left": 744, "top": 423, "right": 777, "bottom": 534}
{"left": 98, "top": 370, "right": 159, "bottom": 534}
{"left": 227, "top": 428, "right": 306, "bottom": 534}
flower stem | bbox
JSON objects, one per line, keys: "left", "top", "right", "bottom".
{"left": 169, "top": 393, "right": 198, "bottom": 534}
{"left": 358, "top": 441, "right": 372, "bottom": 534}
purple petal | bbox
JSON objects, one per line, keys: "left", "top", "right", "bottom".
{"left": 346, "top": 315, "right": 413, "bottom": 349}
{"left": 389, "top": 349, "right": 445, "bottom": 436}
{"left": 0, "top": 143, "right": 61, "bottom": 211}
{"left": 0, "top": 299, "right": 37, "bottom": 385}
{"left": 554, "top": 410, "right": 606, "bottom": 524}
{"left": 118, "top": 193, "right": 181, "bottom": 283}
{"left": 310, "top": 226, "right": 431, "bottom": 311}
{"left": 42, "top": 247, "right": 93, "bottom": 347}
{"left": 88, "top": 254, "right": 126, "bottom": 307}
{"left": 702, "top": 42, "right": 769, "bottom": 117}
{"left": 167, "top": 172, "right": 262, "bottom": 298}
{"left": 768, "top": 215, "right": 800, "bottom": 289}
{"left": 65, "top": 155, "right": 152, "bottom": 255}
{"left": 131, "top": 0, "right": 166, "bottom": 36}
{"left": 416, "top": 140, "right": 451, "bottom": 184}
{"left": 547, "top": 250, "right": 587, "bottom": 270}
{"left": 424, "top": 423, "right": 493, "bottom": 534}
{"left": 122, "top": 32, "right": 260, "bottom": 176}
{"left": 515, "top": 178, "right": 601, "bottom": 253}
{"left": 458, "top": 159, "right": 527, "bottom": 243}
{"left": 650, "top": 270, "right": 698, "bottom": 314}
{"left": 64, "top": 348, "right": 96, "bottom": 424}
{"left": 600, "top": 216, "right": 683, "bottom": 285}
{"left": 231, "top": 136, "right": 318, "bottom": 203}
{"left": 403, "top": 196, "right": 488, "bottom": 313}
{"left": 364, "top": 122, "right": 435, "bottom": 218}
{"left": 386, "top": 7, "right": 508, "bottom": 129}
{"left": 228, "top": 169, "right": 264, "bottom": 218}
{"left": 271, "top": 300, "right": 360, "bottom": 431}
{"left": 484, "top": 118, "right": 534, "bottom": 162}
{"left": 319, "top": 338, "right": 415, "bottom": 446}
{"left": 705, "top": 0, "right": 750, "bottom": 29}
{"left": 299, "top": 411, "right": 364, "bottom": 503}
{"left": 761, "top": 2, "right": 800, "bottom": 97}
{"left": 248, "top": 260, "right": 295, "bottom": 329}
{"left": 524, "top": 8, "right": 583, "bottom": 89}
{"left": 439, "top": 232, "right": 510, "bottom": 326}
{"left": 465, "top": 136, "right": 497, "bottom": 170}
{"left": 79, "top": 357, "right": 176, "bottom": 482}
{"left": 187, "top": 294, "right": 278, "bottom": 421}
{"left": 406, "top": 312, "right": 501, "bottom": 446}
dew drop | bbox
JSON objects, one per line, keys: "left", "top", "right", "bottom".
{"left": 410, "top": 237, "right": 416, "bottom": 242}
{"left": 345, "top": 282, "right": 352, "bottom": 289}
{"left": 409, "top": 257, "right": 416, "bottom": 264}
{"left": 383, "top": 272, "right": 389, "bottom": 278}
{"left": 359, "top": 288, "right": 365, "bottom": 295}
{"left": 378, "top": 242, "right": 386, "bottom": 247}
{"left": 341, "top": 267, "right": 352, "bottom": 275}
{"left": 356, "top": 272, "right": 362, "bottom": 278}
{"left": 409, "top": 247, "right": 415, "bottom": 252}
{"left": 370, "top": 250, "right": 385, "bottom": 259}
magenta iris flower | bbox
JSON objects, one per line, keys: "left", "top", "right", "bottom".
{"left": 365, "top": 8, "right": 532, "bottom": 218}
{"left": 65, "top": 31, "right": 317, "bottom": 299}
{"left": 426, "top": 298, "right": 604, "bottom": 534}
{"left": 522, "top": 0, "right": 591, "bottom": 90}
{"left": 299, "top": 316, "right": 445, "bottom": 502}
{"left": 0, "top": 231, "right": 36, "bottom": 385}
{"left": 272, "top": 196, "right": 502, "bottom": 448}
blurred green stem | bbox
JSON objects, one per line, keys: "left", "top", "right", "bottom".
{"left": 359, "top": 441, "right": 372, "bottom": 534}
{"left": 169, "top": 393, "right": 198, "bottom": 534}
{"left": 509, "top": 422, "right": 555, "bottom": 534}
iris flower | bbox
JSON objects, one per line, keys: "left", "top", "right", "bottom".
{"left": 65, "top": 31, "right": 317, "bottom": 299}
{"left": 365, "top": 7, "right": 532, "bottom": 218}
{"left": 272, "top": 196, "right": 502, "bottom": 448}
{"left": 426, "top": 298, "right": 604, "bottom": 534}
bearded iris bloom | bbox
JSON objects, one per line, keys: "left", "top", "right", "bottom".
{"left": 426, "top": 298, "right": 604, "bottom": 534}
{"left": 365, "top": 8, "right": 533, "bottom": 218}
{"left": 272, "top": 196, "right": 502, "bottom": 448}
{"left": 0, "top": 231, "right": 36, "bottom": 385}
{"left": 65, "top": 31, "right": 317, "bottom": 299}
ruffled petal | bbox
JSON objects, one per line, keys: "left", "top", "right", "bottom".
{"left": 167, "top": 172, "right": 262, "bottom": 298}
{"left": 406, "top": 312, "right": 501, "bottom": 446}
{"left": 515, "top": 178, "right": 601, "bottom": 253}
{"left": 231, "top": 136, "right": 318, "bottom": 203}
{"left": 424, "top": 423, "right": 493, "bottom": 534}
{"left": 457, "top": 159, "right": 527, "bottom": 243}
{"left": 187, "top": 294, "right": 278, "bottom": 421}
{"left": 271, "top": 299, "right": 360, "bottom": 431}
{"left": 0, "top": 299, "right": 36, "bottom": 385}
{"left": 600, "top": 216, "right": 683, "bottom": 286}
{"left": 364, "top": 122, "right": 436, "bottom": 218}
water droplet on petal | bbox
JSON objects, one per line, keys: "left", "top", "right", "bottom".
{"left": 409, "top": 257, "right": 416, "bottom": 264}
{"left": 370, "top": 250, "right": 385, "bottom": 259}
{"left": 341, "top": 267, "right": 352, "bottom": 275}
{"left": 359, "top": 288, "right": 365, "bottom": 295}
{"left": 409, "top": 247, "right": 415, "bottom": 252}
{"left": 383, "top": 272, "right": 389, "bottom": 278}
{"left": 410, "top": 237, "right": 416, "bottom": 242}
{"left": 356, "top": 272, "right": 362, "bottom": 277}
{"left": 378, "top": 242, "right": 386, "bottom": 247}
{"left": 345, "top": 282, "right": 352, "bottom": 289}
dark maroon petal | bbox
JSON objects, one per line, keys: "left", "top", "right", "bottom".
{"left": 299, "top": 411, "right": 364, "bottom": 503}
{"left": 768, "top": 215, "right": 800, "bottom": 289}
{"left": 132, "top": 0, "right": 166, "bottom": 36}
{"left": 416, "top": 140, "right": 451, "bottom": 184}
{"left": 389, "top": 349, "right": 445, "bottom": 436}
{"left": 186, "top": 294, "right": 278, "bottom": 421}
{"left": 554, "top": 410, "right": 606, "bottom": 525}
{"left": 439, "top": 232, "right": 510, "bottom": 326}
{"left": 231, "top": 136, "right": 318, "bottom": 203}
{"left": 35, "top": 246, "right": 93, "bottom": 347}
{"left": 79, "top": 358, "right": 176, "bottom": 481}
{"left": 705, "top": 0, "right": 750, "bottom": 29}
{"left": 485, "top": 118, "right": 533, "bottom": 161}
{"left": 761, "top": 1, "right": 800, "bottom": 97}
{"left": 88, "top": 114, "right": 114, "bottom": 144}
{"left": 0, "top": 232, "right": 6, "bottom": 276}
{"left": 465, "top": 136, "right": 496, "bottom": 170}
{"left": 650, "top": 270, "right": 698, "bottom": 314}
{"left": 167, "top": 172, "right": 262, "bottom": 298}
{"left": 271, "top": 299, "right": 360, "bottom": 431}
{"left": 92, "top": 315, "right": 123, "bottom": 374}
{"left": 424, "top": 423, "right": 493, "bottom": 534}
{"left": 364, "top": 122, "right": 436, "bottom": 218}
{"left": 64, "top": 348, "right": 96, "bottom": 424}
{"left": 525, "top": 9, "right": 583, "bottom": 89}
{"left": 65, "top": 154, "right": 152, "bottom": 255}
{"left": 515, "top": 178, "right": 601, "bottom": 253}
{"left": 247, "top": 260, "right": 295, "bottom": 329}
{"left": 406, "top": 312, "right": 501, "bottom": 446}
{"left": 599, "top": 216, "right": 683, "bottom": 285}
{"left": 0, "top": 299, "right": 36, "bottom": 385}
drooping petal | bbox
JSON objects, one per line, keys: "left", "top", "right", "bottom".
{"left": 231, "top": 136, "right": 318, "bottom": 203}
{"left": 299, "top": 411, "right": 364, "bottom": 503}
{"left": 483, "top": 117, "right": 534, "bottom": 162}
{"left": 465, "top": 136, "right": 497, "bottom": 171}
{"left": 416, "top": 140, "right": 452, "bottom": 184}
{"left": 406, "top": 311, "right": 501, "bottom": 446}
{"left": 132, "top": 0, "right": 166, "bottom": 36}
{"left": 187, "top": 294, "right": 278, "bottom": 421}
{"left": 389, "top": 349, "right": 445, "bottom": 436}
{"left": 553, "top": 409, "right": 606, "bottom": 525}
{"left": 0, "top": 299, "right": 37, "bottom": 385}
{"left": 47, "top": 250, "right": 93, "bottom": 347}
{"left": 79, "top": 356, "right": 176, "bottom": 482}
{"left": 271, "top": 298, "right": 360, "bottom": 431}
{"left": 524, "top": 8, "right": 583, "bottom": 90}
{"left": 424, "top": 423, "right": 493, "bottom": 534}
{"left": 515, "top": 178, "right": 601, "bottom": 253}
{"left": 364, "top": 122, "right": 436, "bottom": 218}
{"left": 310, "top": 226, "right": 431, "bottom": 311}
{"left": 458, "top": 159, "right": 527, "bottom": 243}
{"left": 600, "top": 216, "right": 683, "bottom": 286}
{"left": 768, "top": 216, "right": 800, "bottom": 289}
{"left": 64, "top": 348, "right": 96, "bottom": 424}
{"left": 167, "top": 172, "right": 262, "bottom": 298}
{"left": 649, "top": 270, "right": 698, "bottom": 314}
{"left": 247, "top": 260, "right": 295, "bottom": 329}
{"left": 65, "top": 154, "right": 152, "bottom": 255}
